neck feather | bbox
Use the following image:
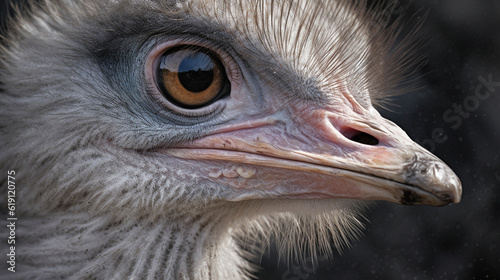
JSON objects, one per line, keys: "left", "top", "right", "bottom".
{"left": 10, "top": 210, "right": 251, "bottom": 280}
{"left": 6, "top": 200, "right": 365, "bottom": 280}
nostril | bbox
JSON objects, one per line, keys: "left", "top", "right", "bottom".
{"left": 348, "top": 131, "right": 379, "bottom": 146}
{"left": 338, "top": 127, "right": 380, "bottom": 146}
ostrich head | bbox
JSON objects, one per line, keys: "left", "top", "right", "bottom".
{"left": 0, "top": 0, "right": 461, "bottom": 279}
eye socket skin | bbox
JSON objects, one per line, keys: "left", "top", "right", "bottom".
{"left": 156, "top": 45, "right": 230, "bottom": 109}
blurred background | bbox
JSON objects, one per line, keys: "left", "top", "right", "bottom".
{"left": 1, "top": 0, "right": 499, "bottom": 279}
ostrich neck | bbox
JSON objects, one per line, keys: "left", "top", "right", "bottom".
{"left": 10, "top": 209, "right": 249, "bottom": 280}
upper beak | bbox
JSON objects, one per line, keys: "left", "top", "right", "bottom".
{"left": 162, "top": 98, "right": 462, "bottom": 206}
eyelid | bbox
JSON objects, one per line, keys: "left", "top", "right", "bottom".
{"left": 145, "top": 38, "right": 242, "bottom": 116}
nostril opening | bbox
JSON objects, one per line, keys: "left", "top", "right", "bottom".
{"left": 349, "top": 131, "right": 379, "bottom": 146}
{"left": 339, "top": 127, "right": 380, "bottom": 146}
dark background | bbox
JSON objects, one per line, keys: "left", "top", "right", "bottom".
{"left": 1, "top": 0, "right": 499, "bottom": 279}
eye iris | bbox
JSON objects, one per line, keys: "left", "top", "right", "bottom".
{"left": 156, "top": 46, "right": 230, "bottom": 109}
{"left": 178, "top": 53, "right": 214, "bottom": 93}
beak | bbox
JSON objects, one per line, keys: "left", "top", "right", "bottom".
{"left": 162, "top": 96, "right": 462, "bottom": 206}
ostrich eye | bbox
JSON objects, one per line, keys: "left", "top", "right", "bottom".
{"left": 156, "top": 46, "right": 230, "bottom": 109}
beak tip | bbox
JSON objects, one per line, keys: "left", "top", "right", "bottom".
{"left": 438, "top": 172, "right": 462, "bottom": 204}
{"left": 402, "top": 153, "right": 462, "bottom": 206}
{"left": 426, "top": 176, "right": 462, "bottom": 206}
{"left": 398, "top": 175, "right": 462, "bottom": 206}
{"left": 432, "top": 180, "right": 463, "bottom": 206}
{"left": 450, "top": 181, "right": 463, "bottom": 204}
{"left": 437, "top": 190, "right": 461, "bottom": 205}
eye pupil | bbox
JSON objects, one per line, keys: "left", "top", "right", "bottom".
{"left": 156, "top": 46, "right": 230, "bottom": 109}
{"left": 178, "top": 53, "right": 214, "bottom": 93}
